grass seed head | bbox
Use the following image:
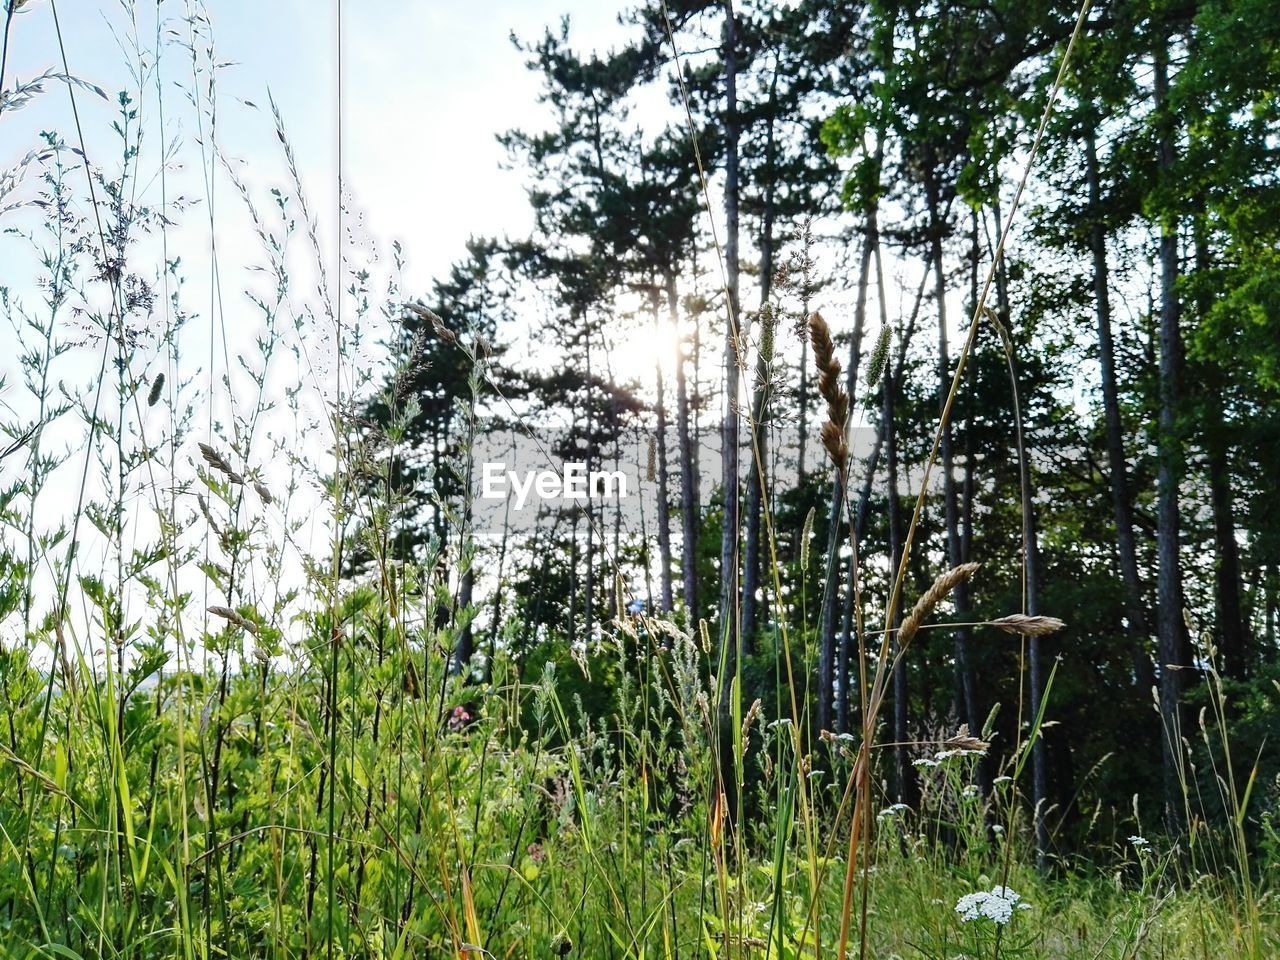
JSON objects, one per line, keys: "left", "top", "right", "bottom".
{"left": 808, "top": 311, "right": 850, "bottom": 468}
{"left": 897, "top": 561, "right": 980, "bottom": 649}
{"left": 989, "top": 613, "right": 1065, "bottom": 637}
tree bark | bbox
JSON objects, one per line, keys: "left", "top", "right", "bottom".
{"left": 1207, "top": 428, "right": 1245, "bottom": 677}
{"left": 652, "top": 286, "right": 675, "bottom": 613}
{"left": 718, "top": 0, "right": 743, "bottom": 714}
{"left": 874, "top": 231, "right": 917, "bottom": 808}
{"left": 817, "top": 229, "right": 871, "bottom": 736}
{"left": 1153, "top": 39, "right": 1190, "bottom": 832}
{"left": 834, "top": 232, "right": 872, "bottom": 733}
{"left": 741, "top": 60, "right": 780, "bottom": 646}
{"left": 1085, "top": 123, "right": 1158, "bottom": 695}
{"left": 1193, "top": 234, "right": 1247, "bottom": 679}
{"left": 925, "top": 151, "right": 980, "bottom": 743}
{"left": 668, "top": 270, "right": 700, "bottom": 617}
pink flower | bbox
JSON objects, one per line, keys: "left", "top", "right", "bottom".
{"left": 448, "top": 705, "right": 471, "bottom": 732}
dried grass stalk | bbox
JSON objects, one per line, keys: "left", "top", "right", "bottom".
{"left": 942, "top": 722, "right": 990, "bottom": 754}
{"left": 808, "top": 311, "right": 849, "bottom": 467}
{"left": 405, "top": 301, "right": 457, "bottom": 345}
{"left": 989, "top": 613, "right": 1065, "bottom": 637}
{"left": 198, "top": 442, "right": 243, "bottom": 485}
{"left": 207, "top": 604, "right": 259, "bottom": 636}
{"left": 897, "top": 561, "right": 980, "bottom": 648}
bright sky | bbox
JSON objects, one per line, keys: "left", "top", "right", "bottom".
{"left": 1, "top": 0, "right": 629, "bottom": 297}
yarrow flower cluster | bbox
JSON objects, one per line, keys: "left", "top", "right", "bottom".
{"left": 877, "top": 802, "right": 910, "bottom": 821}
{"left": 954, "top": 885, "right": 1032, "bottom": 925}
{"left": 1129, "top": 835, "right": 1151, "bottom": 852}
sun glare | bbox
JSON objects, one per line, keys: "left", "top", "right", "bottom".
{"left": 609, "top": 314, "right": 688, "bottom": 386}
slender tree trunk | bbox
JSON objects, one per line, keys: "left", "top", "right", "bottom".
{"left": 1153, "top": 40, "right": 1190, "bottom": 832}
{"left": 986, "top": 198, "right": 1045, "bottom": 835}
{"left": 1207, "top": 431, "right": 1245, "bottom": 676}
{"left": 1267, "top": 563, "right": 1277, "bottom": 654}
{"left": 741, "top": 60, "right": 780, "bottom": 648}
{"left": 1085, "top": 124, "right": 1158, "bottom": 694}
{"left": 818, "top": 229, "right": 871, "bottom": 736}
{"left": 1193, "top": 235, "right": 1247, "bottom": 679}
{"left": 1207, "top": 431, "right": 1244, "bottom": 675}
{"left": 487, "top": 460, "right": 513, "bottom": 676}
{"left": 652, "top": 287, "right": 675, "bottom": 613}
{"left": 718, "top": 0, "right": 742, "bottom": 713}
{"left": 852, "top": 264, "right": 930, "bottom": 543}
{"left": 925, "top": 153, "right": 980, "bottom": 742}
{"left": 834, "top": 231, "right": 873, "bottom": 733}
{"left": 873, "top": 234, "right": 916, "bottom": 808}
{"left": 584, "top": 327, "right": 596, "bottom": 643}
{"left": 1011, "top": 316, "right": 1049, "bottom": 868}
{"left": 568, "top": 511, "right": 579, "bottom": 647}
{"left": 669, "top": 270, "right": 699, "bottom": 617}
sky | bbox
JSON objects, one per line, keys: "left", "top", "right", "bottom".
{"left": 1, "top": 0, "right": 630, "bottom": 297}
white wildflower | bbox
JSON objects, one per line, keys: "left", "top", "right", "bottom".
{"left": 954, "top": 885, "right": 1031, "bottom": 926}
{"left": 936, "top": 747, "right": 987, "bottom": 761}
{"left": 914, "top": 758, "right": 940, "bottom": 769}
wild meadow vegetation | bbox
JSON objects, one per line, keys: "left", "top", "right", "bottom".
{"left": 1, "top": 0, "right": 1278, "bottom": 957}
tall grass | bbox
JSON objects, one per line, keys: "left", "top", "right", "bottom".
{"left": 0, "top": 3, "right": 1275, "bottom": 959}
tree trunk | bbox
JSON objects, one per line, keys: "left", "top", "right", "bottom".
{"left": 487, "top": 458, "right": 513, "bottom": 677}
{"left": 852, "top": 265, "right": 930, "bottom": 542}
{"left": 1153, "top": 39, "right": 1190, "bottom": 832}
{"left": 584, "top": 326, "right": 597, "bottom": 643}
{"left": 834, "top": 231, "right": 873, "bottom": 733}
{"left": 1193, "top": 234, "right": 1246, "bottom": 679}
{"left": 1207, "top": 430, "right": 1245, "bottom": 677}
{"left": 874, "top": 230, "right": 916, "bottom": 808}
{"left": 741, "top": 61, "right": 780, "bottom": 646}
{"left": 718, "top": 0, "right": 742, "bottom": 715}
{"left": 1085, "top": 124, "right": 1158, "bottom": 695}
{"left": 652, "top": 287, "right": 675, "bottom": 613}
{"left": 925, "top": 152, "right": 980, "bottom": 742}
{"left": 817, "top": 229, "right": 871, "bottom": 736}
{"left": 668, "top": 270, "right": 700, "bottom": 617}
{"left": 1010, "top": 299, "right": 1049, "bottom": 868}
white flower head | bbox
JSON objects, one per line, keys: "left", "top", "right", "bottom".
{"left": 877, "top": 802, "right": 910, "bottom": 821}
{"left": 954, "top": 885, "right": 1031, "bottom": 926}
